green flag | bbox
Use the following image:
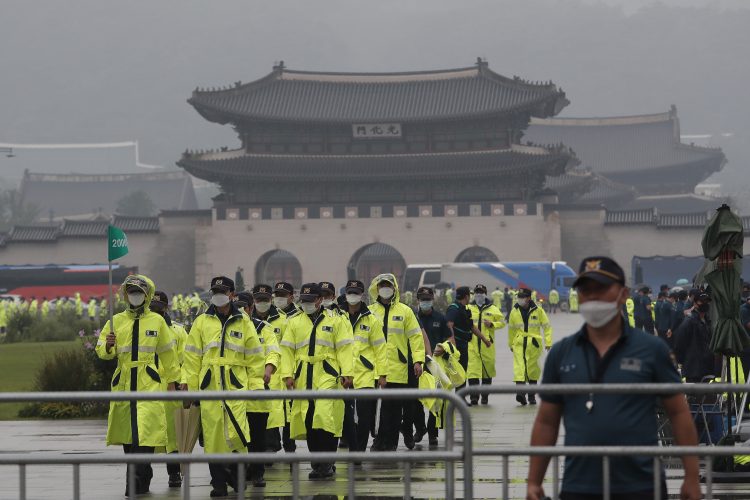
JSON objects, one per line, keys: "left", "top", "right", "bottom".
{"left": 108, "top": 225, "right": 129, "bottom": 261}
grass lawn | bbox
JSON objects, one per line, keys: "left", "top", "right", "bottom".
{"left": 0, "top": 340, "right": 79, "bottom": 419}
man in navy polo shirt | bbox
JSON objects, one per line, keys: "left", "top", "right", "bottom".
{"left": 526, "top": 256, "right": 700, "bottom": 500}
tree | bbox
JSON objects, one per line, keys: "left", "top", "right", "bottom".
{"left": 0, "top": 189, "right": 39, "bottom": 232}
{"left": 116, "top": 190, "right": 157, "bottom": 217}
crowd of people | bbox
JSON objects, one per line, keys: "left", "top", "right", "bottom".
{"left": 94, "top": 270, "right": 562, "bottom": 497}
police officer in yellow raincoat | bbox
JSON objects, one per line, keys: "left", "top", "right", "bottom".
{"left": 367, "top": 273, "right": 425, "bottom": 451}
{"left": 280, "top": 283, "right": 353, "bottom": 480}
{"left": 235, "top": 289, "right": 281, "bottom": 487}
{"left": 95, "top": 275, "right": 179, "bottom": 496}
{"left": 467, "top": 284, "right": 506, "bottom": 405}
{"left": 149, "top": 291, "right": 187, "bottom": 489}
{"left": 342, "top": 279, "right": 387, "bottom": 453}
{"left": 568, "top": 288, "right": 579, "bottom": 313}
{"left": 182, "top": 276, "right": 274, "bottom": 497}
{"left": 507, "top": 287, "right": 552, "bottom": 406}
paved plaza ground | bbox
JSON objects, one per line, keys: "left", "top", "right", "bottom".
{"left": 1, "top": 312, "right": 746, "bottom": 499}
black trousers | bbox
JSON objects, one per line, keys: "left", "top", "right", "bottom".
{"left": 305, "top": 400, "right": 337, "bottom": 468}
{"left": 123, "top": 444, "right": 154, "bottom": 495}
{"left": 208, "top": 461, "right": 237, "bottom": 491}
{"left": 166, "top": 451, "right": 180, "bottom": 475}
{"left": 343, "top": 390, "right": 377, "bottom": 452}
{"left": 247, "top": 412, "right": 269, "bottom": 479}
{"left": 456, "top": 344, "right": 470, "bottom": 393}
{"left": 378, "top": 382, "right": 412, "bottom": 450}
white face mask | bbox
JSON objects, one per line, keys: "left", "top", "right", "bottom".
{"left": 322, "top": 299, "right": 335, "bottom": 308}
{"left": 127, "top": 292, "right": 145, "bottom": 307}
{"left": 378, "top": 287, "right": 395, "bottom": 300}
{"left": 210, "top": 293, "right": 230, "bottom": 307}
{"left": 346, "top": 294, "right": 362, "bottom": 305}
{"left": 273, "top": 297, "right": 289, "bottom": 309}
{"left": 517, "top": 297, "right": 529, "bottom": 307}
{"left": 579, "top": 298, "right": 621, "bottom": 328}
{"left": 301, "top": 302, "right": 318, "bottom": 315}
{"left": 254, "top": 301, "right": 271, "bottom": 313}
{"left": 419, "top": 301, "right": 433, "bottom": 311}
{"left": 474, "top": 293, "right": 486, "bottom": 304}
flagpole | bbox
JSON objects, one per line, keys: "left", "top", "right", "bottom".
{"left": 108, "top": 259, "right": 114, "bottom": 334}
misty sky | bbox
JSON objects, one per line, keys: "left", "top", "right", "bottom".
{"left": 1, "top": 0, "right": 748, "bottom": 204}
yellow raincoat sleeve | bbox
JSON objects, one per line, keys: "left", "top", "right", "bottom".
{"left": 95, "top": 320, "right": 116, "bottom": 360}
{"left": 507, "top": 312, "right": 520, "bottom": 349}
{"left": 404, "top": 309, "right": 425, "bottom": 364}
{"left": 157, "top": 319, "right": 180, "bottom": 384}
{"left": 490, "top": 308, "right": 507, "bottom": 330}
{"left": 182, "top": 318, "right": 204, "bottom": 390}
{"left": 279, "top": 324, "right": 297, "bottom": 380}
{"left": 334, "top": 315, "right": 354, "bottom": 377}
{"left": 370, "top": 315, "right": 388, "bottom": 378}
{"left": 538, "top": 308, "right": 553, "bottom": 347}
{"left": 264, "top": 323, "right": 281, "bottom": 370}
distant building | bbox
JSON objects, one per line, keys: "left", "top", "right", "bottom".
{"left": 19, "top": 170, "right": 198, "bottom": 219}
{"left": 528, "top": 106, "right": 726, "bottom": 209}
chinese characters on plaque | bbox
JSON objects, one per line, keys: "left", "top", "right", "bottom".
{"left": 352, "top": 123, "right": 402, "bottom": 139}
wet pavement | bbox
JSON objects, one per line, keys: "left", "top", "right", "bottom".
{"left": 1, "top": 313, "right": 746, "bottom": 499}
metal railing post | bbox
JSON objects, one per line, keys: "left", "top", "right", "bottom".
{"left": 19, "top": 464, "right": 26, "bottom": 500}
{"left": 236, "top": 462, "right": 245, "bottom": 499}
{"left": 73, "top": 463, "right": 80, "bottom": 500}
{"left": 182, "top": 463, "right": 190, "bottom": 500}
{"left": 291, "top": 461, "right": 300, "bottom": 499}
{"left": 127, "top": 460, "right": 136, "bottom": 498}
{"left": 445, "top": 401, "right": 455, "bottom": 500}
{"left": 552, "top": 455, "right": 559, "bottom": 499}
{"left": 502, "top": 455, "right": 509, "bottom": 499}
{"left": 653, "top": 457, "right": 660, "bottom": 500}
{"left": 705, "top": 456, "right": 713, "bottom": 500}
{"left": 404, "top": 461, "right": 412, "bottom": 500}
{"left": 602, "top": 456, "right": 610, "bottom": 500}
{"left": 348, "top": 461, "right": 355, "bottom": 500}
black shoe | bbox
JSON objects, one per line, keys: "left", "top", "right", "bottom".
{"left": 338, "top": 438, "right": 349, "bottom": 448}
{"left": 481, "top": 395, "right": 489, "bottom": 405}
{"left": 210, "top": 486, "right": 229, "bottom": 498}
{"left": 516, "top": 394, "right": 528, "bottom": 406}
{"left": 429, "top": 437, "right": 438, "bottom": 447}
{"left": 528, "top": 395, "right": 537, "bottom": 405}
{"left": 309, "top": 465, "right": 322, "bottom": 480}
{"left": 414, "top": 428, "right": 426, "bottom": 444}
{"left": 317, "top": 465, "right": 335, "bottom": 480}
{"left": 252, "top": 476, "right": 266, "bottom": 487}
{"left": 470, "top": 398, "right": 479, "bottom": 406}
{"left": 168, "top": 472, "right": 182, "bottom": 488}
{"left": 370, "top": 441, "right": 384, "bottom": 452}
{"left": 403, "top": 435, "right": 415, "bottom": 450}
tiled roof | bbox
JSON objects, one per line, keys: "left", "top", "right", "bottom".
{"left": 525, "top": 108, "right": 725, "bottom": 175}
{"left": 605, "top": 208, "right": 655, "bottom": 225}
{"left": 19, "top": 170, "right": 198, "bottom": 218}
{"left": 657, "top": 212, "right": 709, "bottom": 229}
{"left": 576, "top": 176, "right": 637, "bottom": 205}
{"left": 617, "top": 194, "right": 726, "bottom": 214}
{"left": 188, "top": 61, "right": 568, "bottom": 124}
{"left": 113, "top": 215, "right": 160, "bottom": 233}
{"left": 60, "top": 219, "right": 109, "bottom": 237}
{"left": 179, "top": 145, "right": 573, "bottom": 183}
{"left": 9, "top": 224, "right": 60, "bottom": 242}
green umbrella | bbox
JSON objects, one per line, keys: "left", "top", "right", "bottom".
{"left": 697, "top": 204, "right": 749, "bottom": 356}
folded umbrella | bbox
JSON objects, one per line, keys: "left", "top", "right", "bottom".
{"left": 174, "top": 405, "right": 201, "bottom": 474}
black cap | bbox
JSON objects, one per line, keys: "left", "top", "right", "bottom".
{"left": 416, "top": 286, "right": 434, "bottom": 299}
{"left": 572, "top": 257, "right": 626, "bottom": 288}
{"left": 474, "top": 284, "right": 488, "bottom": 294}
{"left": 299, "top": 283, "right": 321, "bottom": 301}
{"left": 210, "top": 276, "right": 234, "bottom": 293}
{"left": 252, "top": 284, "right": 273, "bottom": 299}
{"left": 152, "top": 290, "right": 168, "bottom": 305}
{"left": 345, "top": 280, "right": 365, "bottom": 293}
{"left": 273, "top": 282, "right": 294, "bottom": 295}
{"left": 517, "top": 288, "right": 532, "bottom": 298}
{"left": 235, "top": 291, "right": 253, "bottom": 308}
{"left": 319, "top": 282, "right": 336, "bottom": 296}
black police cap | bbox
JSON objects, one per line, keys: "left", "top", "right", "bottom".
{"left": 474, "top": 284, "right": 488, "bottom": 294}
{"left": 152, "top": 290, "right": 169, "bottom": 305}
{"left": 572, "top": 257, "right": 625, "bottom": 288}
{"left": 416, "top": 286, "right": 434, "bottom": 299}
{"left": 299, "top": 283, "right": 321, "bottom": 301}
{"left": 345, "top": 280, "right": 365, "bottom": 293}
{"left": 517, "top": 288, "right": 532, "bottom": 298}
{"left": 274, "top": 282, "right": 294, "bottom": 295}
{"left": 318, "top": 282, "right": 336, "bottom": 295}
{"left": 210, "top": 276, "right": 235, "bottom": 293}
{"left": 252, "top": 284, "right": 273, "bottom": 299}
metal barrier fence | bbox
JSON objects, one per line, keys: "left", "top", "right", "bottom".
{"left": 457, "top": 383, "right": 750, "bottom": 500}
{"left": 0, "top": 389, "right": 471, "bottom": 500}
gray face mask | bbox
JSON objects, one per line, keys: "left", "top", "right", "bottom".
{"left": 254, "top": 301, "right": 271, "bottom": 313}
{"left": 419, "top": 301, "right": 433, "bottom": 311}
{"left": 273, "top": 297, "right": 288, "bottom": 309}
{"left": 301, "top": 302, "right": 318, "bottom": 315}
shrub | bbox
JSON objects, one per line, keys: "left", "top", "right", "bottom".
{"left": 3, "top": 309, "right": 99, "bottom": 343}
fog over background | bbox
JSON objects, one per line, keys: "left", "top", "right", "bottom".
{"left": 1, "top": 0, "right": 747, "bottom": 208}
